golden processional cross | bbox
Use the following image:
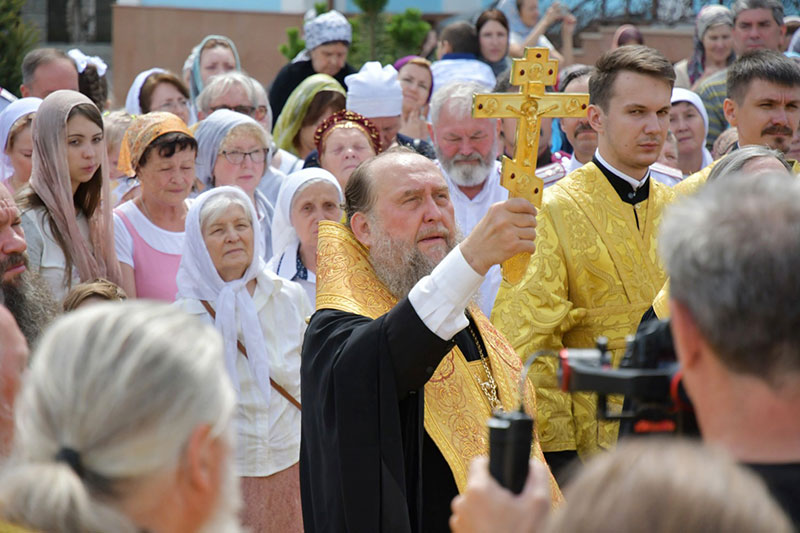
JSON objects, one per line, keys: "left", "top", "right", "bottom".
{"left": 473, "top": 47, "right": 589, "bottom": 284}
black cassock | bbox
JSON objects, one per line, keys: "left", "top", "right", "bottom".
{"left": 300, "top": 298, "right": 486, "bottom": 533}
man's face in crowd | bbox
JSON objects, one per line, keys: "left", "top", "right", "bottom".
{"left": 430, "top": 103, "right": 497, "bottom": 188}
{"left": 588, "top": 71, "right": 671, "bottom": 177}
{"left": 724, "top": 80, "right": 800, "bottom": 152}
{"left": 562, "top": 76, "right": 598, "bottom": 162}
{"left": 368, "top": 115, "right": 401, "bottom": 151}
{"left": 310, "top": 42, "right": 348, "bottom": 77}
{"left": 20, "top": 58, "right": 79, "bottom": 99}
{"left": 354, "top": 154, "right": 459, "bottom": 298}
{"left": 0, "top": 188, "right": 27, "bottom": 288}
{"left": 732, "top": 8, "right": 786, "bottom": 54}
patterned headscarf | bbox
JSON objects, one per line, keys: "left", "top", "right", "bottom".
{"left": 273, "top": 74, "right": 345, "bottom": 156}
{"left": 687, "top": 5, "right": 735, "bottom": 85}
{"left": 117, "top": 112, "right": 193, "bottom": 176}
{"left": 189, "top": 35, "right": 242, "bottom": 102}
{"left": 29, "top": 90, "right": 121, "bottom": 284}
{"left": 314, "top": 109, "right": 381, "bottom": 155}
{"left": 304, "top": 10, "right": 352, "bottom": 51}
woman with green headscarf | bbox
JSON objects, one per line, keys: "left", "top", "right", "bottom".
{"left": 272, "top": 74, "right": 345, "bottom": 159}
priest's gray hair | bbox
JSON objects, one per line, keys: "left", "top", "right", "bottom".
{"left": 430, "top": 81, "right": 496, "bottom": 126}
{"left": 0, "top": 302, "right": 239, "bottom": 532}
{"left": 707, "top": 145, "right": 791, "bottom": 182}
{"left": 199, "top": 190, "right": 255, "bottom": 234}
{"left": 659, "top": 172, "right": 800, "bottom": 387}
{"left": 196, "top": 71, "right": 258, "bottom": 115}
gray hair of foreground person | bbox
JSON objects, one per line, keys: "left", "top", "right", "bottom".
{"left": 544, "top": 439, "right": 792, "bottom": 533}
{"left": 196, "top": 71, "right": 258, "bottom": 115}
{"left": 0, "top": 301, "right": 241, "bottom": 533}
{"left": 659, "top": 171, "right": 800, "bottom": 387}
{"left": 706, "top": 144, "right": 791, "bottom": 182}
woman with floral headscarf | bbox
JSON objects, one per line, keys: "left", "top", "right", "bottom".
{"left": 113, "top": 112, "right": 197, "bottom": 301}
{"left": 272, "top": 74, "right": 345, "bottom": 159}
{"left": 18, "top": 91, "right": 121, "bottom": 302}
{"left": 175, "top": 186, "right": 309, "bottom": 532}
{"left": 674, "top": 5, "right": 735, "bottom": 90}
{"left": 269, "top": 10, "right": 356, "bottom": 121}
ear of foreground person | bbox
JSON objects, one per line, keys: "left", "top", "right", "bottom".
{"left": 0, "top": 301, "right": 243, "bottom": 533}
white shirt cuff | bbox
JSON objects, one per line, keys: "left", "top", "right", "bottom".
{"left": 408, "top": 244, "right": 485, "bottom": 340}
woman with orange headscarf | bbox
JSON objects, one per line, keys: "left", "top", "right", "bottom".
{"left": 18, "top": 90, "right": 121, "bottom": 302}
{"left": 113, "top": 112, "right": 197, "bottom": 301}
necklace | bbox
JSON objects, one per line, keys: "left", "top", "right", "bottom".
{"left": 466, "top": 323, "right": 503, "bottom": 412}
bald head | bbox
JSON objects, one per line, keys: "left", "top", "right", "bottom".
{"left": 20, "top": 48, "right": 78, "bottom": 98}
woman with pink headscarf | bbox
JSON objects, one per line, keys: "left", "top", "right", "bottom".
{"left": 18, "top": 90, "right": 120, "bottom": 302}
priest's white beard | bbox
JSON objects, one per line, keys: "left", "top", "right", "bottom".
{"left": 368, "top": 219, "right": 462, "bottom": 300}
{"left": 436, "top": 138, "right": 498, "bottom": 188}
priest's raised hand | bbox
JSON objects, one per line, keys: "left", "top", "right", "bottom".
{"left": 460, "top": 198, "right": 537, "bottom": 276}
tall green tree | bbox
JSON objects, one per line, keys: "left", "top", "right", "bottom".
{"left": 0, "top": 0, "right": 39, "bottom": 95}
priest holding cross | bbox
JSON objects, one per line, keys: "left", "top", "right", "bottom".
{"left": 493, "top": 45, "right": 677, "bottom": 480}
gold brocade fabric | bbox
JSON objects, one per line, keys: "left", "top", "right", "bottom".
{"left": 0, "top": 522, "right": 35, "bottom": 533}
{"left": 492, "top": 163, "right": 673, "bottom": 457}
{"left": 315, "top": 221, "right": 563, "bottom": 504}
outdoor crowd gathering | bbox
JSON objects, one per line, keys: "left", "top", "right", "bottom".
{"left": 1, "top": 0, "right": 800, "bottom": 531}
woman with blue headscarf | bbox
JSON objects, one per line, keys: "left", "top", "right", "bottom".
{"left": 194, "top": 109, "right": 276, "bottom": 260}
{"left": 188, "top": 35, "right": 242, "bottom": 119}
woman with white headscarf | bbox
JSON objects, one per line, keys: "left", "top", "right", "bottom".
{"left": 175, "top": 186, "right": 309, "bottom": 533}
{"left": 125, "top": 68, "right": 191, "bottom": 124}
{"left": 194, "top": 109, "right": 277, "bottom": 260}
{"left": 670, "top": 88, "right": 714, "bottom": 177}
{"left": 0, "top": 97, "right": 41, "bottom": 193}
{"left": 267, "top": 168, "right": 343, "bottom": 305}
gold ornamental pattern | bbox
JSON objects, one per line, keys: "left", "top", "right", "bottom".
{"left": 315, "top": 221, "right": 563, "bottom": 505}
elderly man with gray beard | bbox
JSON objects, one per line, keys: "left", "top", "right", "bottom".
{"left": 428, "top": 81, "right": 507, "bottom": 317}
{"left": 0, "top": 184, "right": 57, "bottom": 348}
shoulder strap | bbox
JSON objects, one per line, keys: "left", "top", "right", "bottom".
{"left": 200, "top": 300, "right": 301, "bottom": 411}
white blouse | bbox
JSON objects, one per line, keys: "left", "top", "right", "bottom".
{"left": 174, "top": 269, "right": 311, "bottom": 477}
{"left": 20, "top": 205, "right": 89, "bottom": 302}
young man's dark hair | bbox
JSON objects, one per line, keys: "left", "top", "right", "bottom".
{"left": 589, "top": 45, "right": 675, "bottom": 111}
{"left": 727, "top": 50, "right": 800, "bottom": 104}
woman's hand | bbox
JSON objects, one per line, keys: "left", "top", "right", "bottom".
{"left": 399, "top": 104, "right": 430, "bottom": 140}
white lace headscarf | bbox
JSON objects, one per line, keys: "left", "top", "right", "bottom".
{"left": 176, "top": 186, "right": 271, "bottom": 405}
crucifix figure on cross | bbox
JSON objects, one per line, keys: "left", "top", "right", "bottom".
{"left": 473, "top": 47, "right": 589, "bottom": 284}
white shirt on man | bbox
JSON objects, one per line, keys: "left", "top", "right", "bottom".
{"left": 437, "top": 159, "right": 507, "bottom": 318}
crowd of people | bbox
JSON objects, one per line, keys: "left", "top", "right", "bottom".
{"left": 0, "top": 0, "right": 799, "bottom": 531}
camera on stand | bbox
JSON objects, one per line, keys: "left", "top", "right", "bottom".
{"left": 558, "top": 319, "right": 697, "bottom": 436}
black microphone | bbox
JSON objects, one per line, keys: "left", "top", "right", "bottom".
{"left": 488, "top": 350, "right": 550, "bottom": 494}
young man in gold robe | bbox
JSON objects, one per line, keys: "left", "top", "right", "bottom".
{"left": 492, "top": 46, "right": 676, "bottom": 474}
{"left": 300, "top": 148, "right": 562, "bottom": 533}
